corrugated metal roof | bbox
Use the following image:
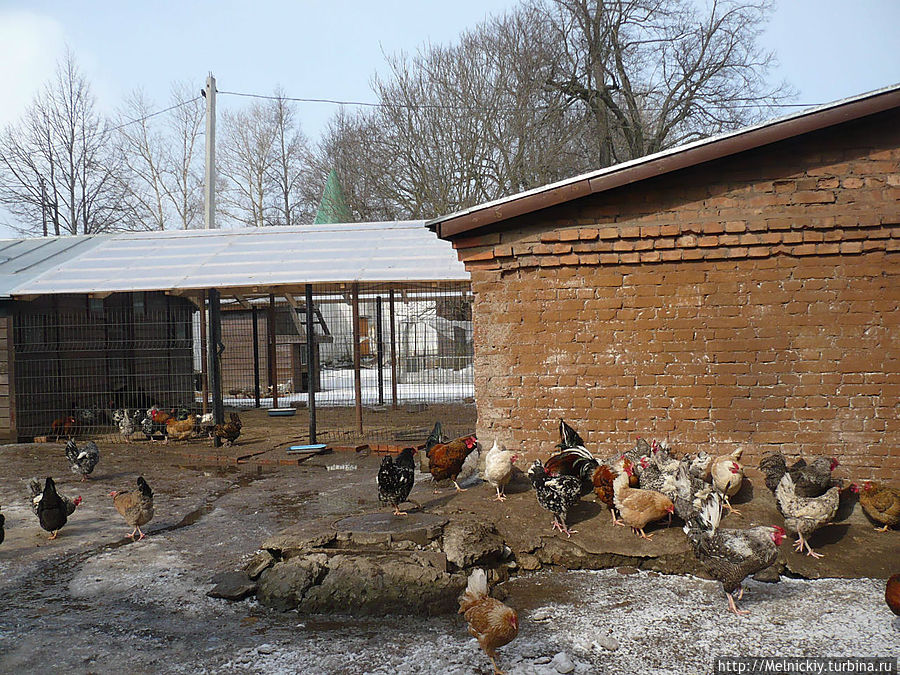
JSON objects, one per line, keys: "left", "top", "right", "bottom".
{"left": 1, "top": 221, "right": 468, "bottom": 297}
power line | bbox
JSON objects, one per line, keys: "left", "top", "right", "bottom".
{"left": 218, "top": 88, "right": 822, "bottom": 112}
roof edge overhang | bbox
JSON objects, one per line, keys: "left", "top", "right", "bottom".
{"left": 427, "top": 84, "right": 900, "bottom": 239}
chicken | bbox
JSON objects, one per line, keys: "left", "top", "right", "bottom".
{"left": 544, "top": 446, "right": 599, "bottom": 497}
{"left": 50, "top": 415, "right": 77, "bottom": 441}
{"left": 638, "top": 441, "right": 680, "bottom": 493}
{"left": 556, "top": 418, "right": 585, "bottom": 449}
{"left": 774, "top": 473, "right": 840, "bottom": 558}
{"left": 140, "top": 408, "right": 168, "bottom": 441}
{"left": 683, "top": 493, "right": 786, "bottom": 616}
{"left": 623, "top": 436, "right": 653, "bottom": 468}
{"left": 709, "top": 448, "right": 744, "bottom": 515}
{"left": 196, "top": 412, "right": 216, "bottom": 438}
{"left": 544, "top": 445, "right": 625, "bottom": 524}
{"left": 110, "top": 476, "right": 155, "bottom": 540}
{"left": 458, "top": 568, "right": 518, "bottom": 675}
{"left": 590, "top": 462, "right": 625, "bottom": 525}
{"left": 612, "top": 461, "right": 675, "bottom": 540}
{"left": 31, "top": 476, "right": 81, "bottom": 539}
{"left": 662, "top": 462, "right": 715, "bottom": 523}
{"left": 166, "top": 414, "right": 196, "bottom": 443}
{"left": 851, "top": 482, "right": 900, "bottom": 532}
{"left": 483, "top": 441, "right": 519, "bottom": 501}
{"left": 213, "top": 413, "right": 242, "bottom": 446}
{"left": 426, "top": 430, "right": 478, "bottom": 492}
{"left": 759, "top": 452, "right": 839, "bottom": 498}
{"left": 112, "top": 408, "right": 142, "bottom": 442}
{"left": 377, "top": 447, "right": 418, "bottom": 516}
{"left": 65, "top": 439, "right": 100, "bottom": 481}
{"left": 527, "top": 459, "right": 582, "bottom": 536}
{"left": 886, "top": 574, "right": 900, "bottom": 617}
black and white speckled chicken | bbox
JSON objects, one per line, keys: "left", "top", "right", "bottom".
{"left": 544, "top": 446, "right": 600, "bottom": 498}
{"left": 638, "top": 441, "right": 679, "bottom": 492}
{"left": 759, "top": 452, "right": 839, "bottom": 498}
{"left": 112, "top": 408, "right": 142, "bottom": 442}
{"left": 684, "top": 493, "right": 786, "bottom": 616}
{"left": 528, "top": 459, "right": 582, "bottom": 537}
{"left": 65, "top": 439, "right": 99, "bottom": 481}
{"left": 662, "top": 461, "right": 715, "bottom": 522}
{"left": 774, "top": 472, "right": 840, "bottom": 558}
{"left": 377, "top": 447, "right": 419, "bottom": 516}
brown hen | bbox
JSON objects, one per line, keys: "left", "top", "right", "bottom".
{"left": 852, "top": 482, "right": 900, "bottom": 532}
{"left": 458, "top": 568, "right": 518, "bottom": 675}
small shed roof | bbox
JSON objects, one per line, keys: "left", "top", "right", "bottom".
{"left": 0, "top": 221, "right": 468, "bottom": 299}
{"left": 428, "top": 83, "right": 900, "bottom": 238}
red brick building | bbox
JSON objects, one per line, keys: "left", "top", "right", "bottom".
{"left": 429, "top": 86, "right": 900, "bottom": 482}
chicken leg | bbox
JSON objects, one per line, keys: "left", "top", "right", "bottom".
{"left": 727, "top": 592, "right": 750, "bottom": 616}
{"left": 551, "top": 518, "right": 576, "bottom": 537}
{"left": 128, "top": 526, "right": 147, "bottom": 540}
{"left": 453, "top": 480, "right": 467, "bottom": 492}
{"left": 493, "top": 486, "right": 507, "bottom": 502}
{"left": 793, "top": 532, "right": 823, "bottom": 558}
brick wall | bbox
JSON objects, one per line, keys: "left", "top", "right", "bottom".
{"left": 450, "top": 110, "right": 900, "bottom": 482}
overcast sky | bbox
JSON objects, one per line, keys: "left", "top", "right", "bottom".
{"left": 0, "top": 0, "right": 898, "bottom": 235}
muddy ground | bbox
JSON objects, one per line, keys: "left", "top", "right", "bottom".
{"left": 0, "top": 407, "right": 898, "bottom": 673}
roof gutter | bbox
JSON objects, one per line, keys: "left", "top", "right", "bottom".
{"left": 430, "top": 86, "right": 900, "bottom": 239}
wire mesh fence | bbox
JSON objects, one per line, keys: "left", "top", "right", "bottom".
{"left": 213, "top": 282, "right": 474, "bottom": 410}
{"left": 11, "top": 284, "right": 475, "bottom": 444}
{"left": 12, "top": 294, "right": 196, "bottom": 440}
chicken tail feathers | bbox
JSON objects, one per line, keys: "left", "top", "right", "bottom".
{"left": 137, "top": 476, "right": 153, "bottom": 499}
{"left": 557, "top": 419, "right": 585, "bottom": 450}
{"left": 424, "top": 421, "right": 443, "bottom": 456}
{"left": 684, "top": 491, "right": 722, "bottom": 536}
{"left": 459, "top": 568, "right": 489, "bottom": 612}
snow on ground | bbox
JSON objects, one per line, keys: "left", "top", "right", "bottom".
{"left": 178, "top": 570, "right": 899, "bottom": 675}
{"left": 221, "top": 366, "right": 474, "bottom": 408}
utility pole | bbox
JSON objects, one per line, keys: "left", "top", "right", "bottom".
{"left": 203, "top": 72, "right": 216, "bottom": 229}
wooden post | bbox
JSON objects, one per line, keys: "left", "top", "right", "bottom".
{"left": 252, "top": 306, "right": 261, "bottom": 408}
{"left": 267, "top": 294, "right": 278, "bottom": 408}
{"left": 305, "top": 284, "right": 316, "bottom": 443}
{"left": 389, "top": 288, "right": 398, "bottom": 408}
{"left": 351, "top": 283, "right": 362, "bottom": 436}
{"left": 199, "top": 291, "right": 209, "bottom": 414}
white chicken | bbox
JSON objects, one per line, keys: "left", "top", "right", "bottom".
{"left": 709, "top": 448, "right": 745, "bottom": 515}
{"left": 483, "top": 441, "right": 519, "bottom": 501}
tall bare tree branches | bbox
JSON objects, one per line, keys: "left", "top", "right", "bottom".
{"left": 0, "top": 49, "right": 127, "bottom": 235}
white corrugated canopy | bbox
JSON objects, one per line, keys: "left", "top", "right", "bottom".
{"left": 2, "top": 221, "right": 468, "bottom": 297}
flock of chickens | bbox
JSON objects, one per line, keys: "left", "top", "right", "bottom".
{"left": 0, "top": 407, "right": 245, "bottom": 545}
{"left": 52, "top": 407, "right": 243, "bottom": 446}
{"left": 376, "top": 419, "right": 900, "bottom": 674}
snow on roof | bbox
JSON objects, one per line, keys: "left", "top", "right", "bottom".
{"left": 0, "top": 221, "right": 469, "bottom": 298}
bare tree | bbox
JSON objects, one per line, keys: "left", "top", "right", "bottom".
{"left": 218, "top": 100, "right": 279, "bottom": 227}
{"left": 267, "top": 90, "right": 314, "bottom": 226}
{"left": 0, "top": 49, "right": 128, "bottom": 235}
{"left": 118, "top": 83, "right": 204, "bottom": 230}
{"left": 164, "top": 82, "right": 205, "bottom": 229}
{"left": 539, "top": 0, "right": 792, "bottom": 165}
{"left": 314, "top": 0, "right": 789, "bottom": 219}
